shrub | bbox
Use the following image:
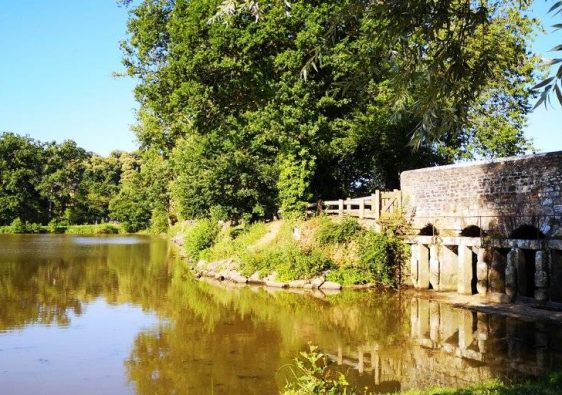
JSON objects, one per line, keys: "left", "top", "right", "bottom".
{"left": 150, "top": 206, "right": 169, "bottom": 234}
{"left": 282, "top": 345, "right": 355, "bottom": 395}
{"left": 315, "top": 216, "right": 363, "bottom": 246}
{"left": 326, "top": 267, "right": 368, "bottom": 285}
{"left": 183, "top": 219, "right": 220, "bottom": 261}
{"left": 357, "top": 232, "right": 406, "bottom": 287}
{"left": 239, "top": 241, "right": 331, "bottom": 281}
{"left": 10, "top": 218, "right": 26, "bottom": 233}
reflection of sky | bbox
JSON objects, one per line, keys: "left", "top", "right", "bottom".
{"left": 527, "top": 2, "right": 562, "bottom": 152}
{"left": 0, "top": 299, "right": 160, "bottom": 395}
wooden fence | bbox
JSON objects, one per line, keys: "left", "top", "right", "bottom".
{"left": 308, "top": 190, "right": 402, "bottom": 220}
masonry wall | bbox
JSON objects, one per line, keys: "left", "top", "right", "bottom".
{"left": 400, "top": 151, "right": 562, "bottom": 235}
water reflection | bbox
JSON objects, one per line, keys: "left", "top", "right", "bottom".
{"left": 0, "top": 234, "right": 561, "bottom": 394}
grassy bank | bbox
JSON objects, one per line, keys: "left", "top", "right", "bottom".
{"left": 175, "top": 216, "right": 408, "bottom": 286}
{"left": 282, "top": 347, "right": 562, "bottom": 395}
{"left": 0, "top": 220, "right": 124, "bottom": 235}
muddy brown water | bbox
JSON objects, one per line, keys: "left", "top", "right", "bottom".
{"left": 0, "top": 234, "right": 561, "bottom": 394}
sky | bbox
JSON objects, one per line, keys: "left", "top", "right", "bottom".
{"left": 0, "top": 1, "right": 561, "bottom": 156}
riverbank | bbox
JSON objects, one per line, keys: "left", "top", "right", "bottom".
{"left": 0, "top": 222, "right": 124, "bottom": 235}
{"left": 170, "top": 216, "right": 408, "bottom": 291}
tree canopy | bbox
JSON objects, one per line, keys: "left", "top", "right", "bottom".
{"left": 0, "top": 132, "right": 132, "bottom": 227}
{"left": 118, "top": 0, "right": 538, "bottom": 223}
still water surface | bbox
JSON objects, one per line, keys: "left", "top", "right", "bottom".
{"left": 0, "top": 234, "right": 561, "bottom": 394}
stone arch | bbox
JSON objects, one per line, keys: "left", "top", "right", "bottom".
{"left": 418, "top": 223, "right": 439, "bottom": 236}
{"left": 508, "top": 225, "right": 544, "bottom": 298}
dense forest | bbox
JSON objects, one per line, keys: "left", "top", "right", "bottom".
{"left": 0, "top": 0, "right": 549, "bottom": 232}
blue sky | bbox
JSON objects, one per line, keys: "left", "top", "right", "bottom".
{"left": 0, "top": 1, "right": 561, "bottom": 156}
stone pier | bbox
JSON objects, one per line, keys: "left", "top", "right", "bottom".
{"left": 407, "top": 236, "right": 562, "bottom": 304}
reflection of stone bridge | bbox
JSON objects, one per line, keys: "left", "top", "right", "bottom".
{"left": 402, "top": 152, "right": 562, "bottom": 304}
{"left": 324, "top": 298, "right": 561, "bottom": 392}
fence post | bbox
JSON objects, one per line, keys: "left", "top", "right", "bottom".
{"left": 373, "top": 190, "right": 381, "bottom": 220}
{"left": 394, "top": 189, "right": 401, "bottom": 209}
{"left": 359, "top": 198, "right": 365, "bottom": 219}
{"left": 346, "top": 198, "right": 352, "bottom": 214}
{"left": 338, "top": 199, "right": 344, "bottom": 216}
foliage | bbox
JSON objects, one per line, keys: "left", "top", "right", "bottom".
{"left": 315, "top": 216, "right": 363, "bottom": 246}
{"left": 277, "top": 149, "right": 315, "bottom": 217}
{"left": 531, "top": 1, "right": 562, "bottom": 109}
{"left": 0, "top": 132, "right": 134, "bottom": 227}
{"left": 64, "top": 224, "right": 121, "bottom": 235}
{"left": 239, "top": 241, "right": 332, "bottom": 281}
{"left": 282, "top": 345, "right": 357, "bottom": 395}
{"left": 120, "top": 0, "right": 537, "bottom": 222}
{"left": 183, "top": 219, "right": 220, "bottom": 261}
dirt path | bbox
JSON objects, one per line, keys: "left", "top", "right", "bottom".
{"left": 249, "top": 221, "right": 283, "bottom": 251}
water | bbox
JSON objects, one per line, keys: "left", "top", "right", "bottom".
{"left": 0, "top": 235, "right": 561, "bottom": 394}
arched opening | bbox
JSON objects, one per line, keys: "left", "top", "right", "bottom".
{"left": 460, "top": 225, "right": 486, "bottom": 238}
{"left": 509, "top": 225, "right": 545, "bottom": 240}
{"left": 418, "top": 224, "right": 439, "bottom": 236}
{"left": 508, "top": 225, "right": 544, "bottom": 299}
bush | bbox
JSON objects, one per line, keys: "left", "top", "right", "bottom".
{"left": 10, "top": 218, "right": 26, "bottom": 233}
{"left": 64, "top": 224, "right": 120, "bottom": 235}
{"left": 358, "top": 232, "right": 405, "bottom": 287}
{"left": 183, "top": 219, "right": 220, "bottom": 261}
{"left": 239, "top": 241, "right": 331, "bottom": 281}
{"left": 282, "top": 345, "right": 355, "bottom": 395}
{"left": 150, "top": 207, "right": 169, "bottom": 234}
{"left": 326, "top": 267, "right": 368, "bottom": 285}
{"left": 315, "top": 216, "right": 363, "bottom": 246}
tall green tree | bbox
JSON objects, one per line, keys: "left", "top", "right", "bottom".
{"left": 0, "top": 133, "right": 46, "bottom": 225}
{"left": 38, "top": 140, "right": 90, "bottom": 223}
{"left": 121, "top": 0, "right": 538, "bottom": 220}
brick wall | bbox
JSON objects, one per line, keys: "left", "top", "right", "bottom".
{"left": 400, "top": 151, "right": 562, "bottom": 236}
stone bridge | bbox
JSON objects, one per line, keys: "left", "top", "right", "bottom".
{"left": 401, "top": 151, "right": 562, "bottom": 304}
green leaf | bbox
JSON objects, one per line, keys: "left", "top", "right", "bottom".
{"left": 549, "top": 1, "right": 562, "bottom": 13}
{"left": 555, "top": 84, "right": 562, "bottom": 106}
{"left": 531, "top": 77, "right": 555, "bottom": 91}
{"left": 533, "top": 92, "right": 547, "bottom": 110}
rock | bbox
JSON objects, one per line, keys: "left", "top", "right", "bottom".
{"left": 265, "top": 280, "right": 288, "bottom": 288}
{"left": 248, "top": 272, "right": 262, "bottom": 283}
{"left": 310, "top": 276, "right": 325, "bottom": 288}
{"left": 230, "top": 272, "right": 248, "bottom": 284}
{"left": 303, "top": 283, "right": 314, "bottom": 289}
{"left": 214, "top": 273, "right": 225, "bottom": 281}
{"left": 319, "top": 281, "right": 342, "bottom": 290}
{"left": 288, "top": 280, "right": 308, "bottom": 288}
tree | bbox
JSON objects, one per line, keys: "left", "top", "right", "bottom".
{"left": 37, "top": 140, "right": 90, "bottom": 223}
{"left": 0, "top": 132, "right": 46, "bottom": 225}
{"left": 120, "top": 0, "right": 537, "bottom": 220}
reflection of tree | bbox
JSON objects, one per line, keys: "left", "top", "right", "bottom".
{"left": 125, "top": 269, "right": 410, "bottom": 394}
{"left": 0, "top": 236, "right": 173, "bottom": 331}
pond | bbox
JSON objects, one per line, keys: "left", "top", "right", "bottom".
{"left": 0, "top": 234, "right": 561, "bottom": 394}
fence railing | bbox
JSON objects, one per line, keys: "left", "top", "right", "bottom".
{"left": 308, "top": 189, "right": 401, "bottom": 220}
